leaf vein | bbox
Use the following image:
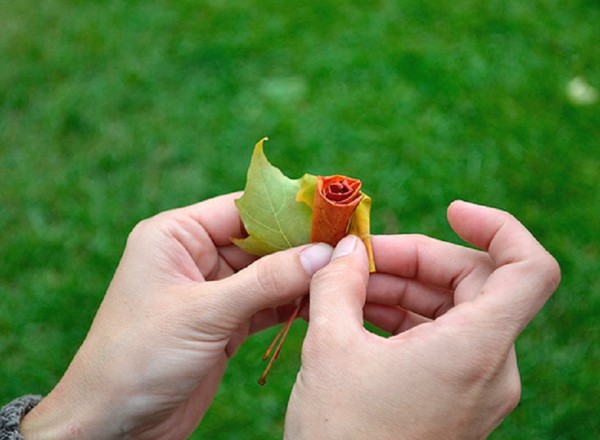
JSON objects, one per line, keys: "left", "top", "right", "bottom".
{"left": 238, "top": 204, "right": 285, "bottom": 236}
{"left": 259, "top": 169, "right": 293, "bottom": 248}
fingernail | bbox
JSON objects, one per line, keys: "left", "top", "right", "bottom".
{"left": 332, "top": 235, "right": 359, "bottom": 260}
{"left": 300, "top": 243, "right": 333, "bottom": 275}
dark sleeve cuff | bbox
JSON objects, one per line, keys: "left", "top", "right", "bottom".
{"left": 0, "top": 395, "right": 43, "bottom": 440}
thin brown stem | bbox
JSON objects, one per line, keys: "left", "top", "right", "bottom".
{"left": 262, "top": 322, "right": 287, "bottom": 361}
{"left": 258, "top": 299, "right": 304, "bottom": 385}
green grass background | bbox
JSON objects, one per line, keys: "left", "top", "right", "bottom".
{"left": 1, "top": 1, "right": 599, "bottom": 438}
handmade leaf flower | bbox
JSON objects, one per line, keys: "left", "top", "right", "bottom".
{"left": 234, "top": 138, "right": 375, "bottom": 384}
{"left": 296, "top": 174, "right": 375, "bottom": 271}
{"left": 312, "top": 175, "right": 363, "bottom": 244}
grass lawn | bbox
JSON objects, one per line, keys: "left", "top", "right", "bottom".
{"left": 1, "top": 1, "right": 599, "bottom": 438}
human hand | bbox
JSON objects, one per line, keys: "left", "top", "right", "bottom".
{"left": 285, "top": 201, "right": 560, "bottom": 440}
{"left": 21, "top": 193, "right": 333, "bottom": 440}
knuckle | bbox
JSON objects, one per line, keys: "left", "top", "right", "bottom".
{"left": 525, "top": 251, "right": 562, "bottom": 296}
{"left": 128, "top": 213, "right": 167, "bottom": 242}
{"left": 412, "top": 232, "right": 432, "bottom": 243}
{"left": 540, "top": 252, "right": 562, "bottom": 292}
{"left": 409, "top": 233, "right": 433, "bottom": 249}
{"left": 463, "top": 350, "right": 502, "bottom": 384}
{"left": 503, "top": 373, "right": 522, "bottom": 414}
{"left": 492, "top": 364, "right": 522, "bottom": 420}
{"left": 125, "top": 213, "right": 178, "bottom": 258}
{"left": 125, "top": 219, "right": 154, "bottom": 252}
{"left": 128, "top": 218, "right": 152, "bottom": 242}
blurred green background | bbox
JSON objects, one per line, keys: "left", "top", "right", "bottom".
{"left": 1, "top": 1, "right": 598, "bottom": 438}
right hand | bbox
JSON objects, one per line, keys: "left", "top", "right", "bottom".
{"left": 285, "top": 201, "right": 560, "bottom": 440}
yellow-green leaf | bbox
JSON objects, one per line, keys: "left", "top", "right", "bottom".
{"left": 233, "top": 138, "right": 312, "bottom": 255}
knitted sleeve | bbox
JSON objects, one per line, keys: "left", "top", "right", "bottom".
{"left": 0, "top": 395, "right": 43, "bottom": 440}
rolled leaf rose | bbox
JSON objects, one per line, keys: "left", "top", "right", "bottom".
{"left": 296, "top": 173, "right": 375, "bottom": 273}
{"left": 311, "top": 175, "right": 363, "bottom": 246}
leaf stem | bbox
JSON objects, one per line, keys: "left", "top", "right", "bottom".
{"left": 258, "top": 299, "right": 303, "bottom": 385}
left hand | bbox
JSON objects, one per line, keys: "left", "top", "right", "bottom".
{"left": 21, "top": 192, "right": 333, "bottom": 440}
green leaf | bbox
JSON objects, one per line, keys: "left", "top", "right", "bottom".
{"left": 233, "top": 138, "right": 313, "bottom": 255}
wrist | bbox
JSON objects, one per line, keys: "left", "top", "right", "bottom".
{"left": 19, "top": 350, "right": 129, "bottom": 440}
{"left": 19, "top": 382, "right": 123, "bottom": 440}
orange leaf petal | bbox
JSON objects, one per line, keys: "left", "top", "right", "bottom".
{"left": 310, "top": 175, "right": 363, "bottom": 246}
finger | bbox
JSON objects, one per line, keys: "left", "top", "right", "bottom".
{"left": 198, "top": 243, "right": 333, "bottom": 332}
{"left": 308, "top": 235, "right": 370, "bottom": 336}
{"left": 177, "top": 192, "right": 246, "bottom": 247}
{"left": 140, "top": 193, "right": 249, "bottom": 280}
{"left": 371, "top": 234, "right": 493, "bottom": 292}
{"left": 218, "top": 244, "right": 258, "bottom": 273}
{"left": 367, "top": 273, "right": 454, "bottom": 319}
{"left": 447, "top": 201, "right": 561, "bottom": 336}
{"left": 177, "top": 192, "right": 291, "bottom": 273}
{"left": 363, "top": 302, "right": 431, "bottom": 335}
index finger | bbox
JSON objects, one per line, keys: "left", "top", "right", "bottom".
{"left": 371, "top": 234, "right": 492, "bottom": 291}
{"left": 182, "top": 191, "right": 246, "bottom": 246}
{"left": 170, "top": 192, "right": 257, "bottom": 272}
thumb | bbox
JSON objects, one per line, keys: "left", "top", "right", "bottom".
{"left": 308, "top": 235, "right": 370, "bottom": 336}
{"left": 201, "top": 243, "right": 333, "bottom": 328}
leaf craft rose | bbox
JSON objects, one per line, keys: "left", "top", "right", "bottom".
{"left": 234, "top": 138, "right": 375, "bottom": 267}
{"left": 233, "top": 138, "right": 375, "bottom": 384}
{"left": 311, "top": 175, "right": 363, "bottom": 245}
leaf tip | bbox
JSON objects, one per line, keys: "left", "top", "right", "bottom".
{"left": 255, "top": 136, "right": 269, "bottom": 152}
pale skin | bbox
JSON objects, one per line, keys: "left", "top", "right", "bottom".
{"left": 20, "top": 194, "right": 560, "bottom": 439}
{"left": 286, "top": 201, "right": 561, "bottom": 439}
{"left": 20, "top": 193, "right": 334, "bottom": 439}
